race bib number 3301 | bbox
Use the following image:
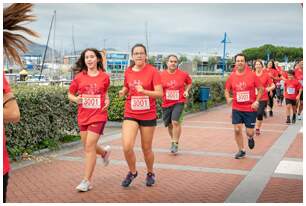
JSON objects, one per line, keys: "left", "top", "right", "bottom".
{"left": 82, "top": 94, "right": 101, "bottom": 109}
{"left": 236, "top": 91, "right": 250, "bottom": 102}
{"left": 131, "top": 96, "right": 150, "bottom": 110}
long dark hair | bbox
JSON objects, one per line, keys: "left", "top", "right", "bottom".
{"left": 74, "top": 48, "right": 105, "bottom": 74}
{"left": 267, "top": 60, "right": 276, "bottom": 70}
{"left": 129, "top": 43, "right": 147, "bottom": 67}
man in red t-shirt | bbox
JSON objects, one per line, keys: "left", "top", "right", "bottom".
{"left": 3, "top": 75, "right": 20, "bottom": 202}
{"left": 160, "top": 55, "right": 192, "bottom": 154}
{"left": 225, "top": 54, "right": 263, "bottom": 159}
{"left": 294, "top": 59, "right": 303, "bottom": 120}
{"left": 284, "top": 70, "right": 302, "bottom": 124}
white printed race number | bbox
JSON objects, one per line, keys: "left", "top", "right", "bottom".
{"left": 287, "top": 87, "right": 295, "bottom": 95}
{"left": 236, "top": 91, "right": 250, "bottom": 102}
{"left": 131, "top": 96, "right": 150, "bottom": 110}
{"left": 166, "top": 90, "right": 179, "bottom": 100}
{"left": 82, "top": 94, "right": 101, "bottom": 109}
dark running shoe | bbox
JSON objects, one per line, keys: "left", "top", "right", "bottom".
{"left": 235, "top": 150, "right": 246, "bottom": 159}
{"left": 248, "top": 137, "right": 255, "bottom": 149}
{"left": 269, "top": 111, "right": 273, "bottom": 117}
{"left": 286, "top": 117, "right": 291, "bottom": 124}
{"left": 121, "top": 171, "right": 137, "bottom": 187}
{"left": 146, "top": 172, "right": 155, "bottom": 187}
{"left": 292, "top": 114, "right": 296, "bottom": 124}
{"left": 263, "top": 111, "right": 267, "bottom": 119}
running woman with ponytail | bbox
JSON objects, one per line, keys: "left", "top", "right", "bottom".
{"left": 119, "top": 43, "right": 162, "bottom": 187}
{"left": 264, "top": 60, "right": 279, "bottom": 117}
{"left": 69, "top": 48, "right": 111, "bottom": 192}
{"left": 254, "top": 59, "right": 275, "bottom": 135}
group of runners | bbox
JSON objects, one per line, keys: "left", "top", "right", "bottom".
{"left": 225, "top": 54, "right": 303, "bottom": 159}
{"left": 67, "top": 45, "right": 303, "bottom": 192}
{"left": 68, "top": 44, "right": 192, "bottom": 192}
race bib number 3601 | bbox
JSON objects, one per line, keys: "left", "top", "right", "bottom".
{"left": 82, "top": 94, "right": 101, "bottom": 109}
{"left": 166, "top": 90, "right": 179, "bottom": 100}
{"left": 236, "top": 91, "right": 250, "bottom": 102}
{"left": 131, "top": 96, "right": 150, "bottom": 110}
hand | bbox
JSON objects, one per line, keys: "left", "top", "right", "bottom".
{"left": 296, "top": 95, "right": 301, "bottom": 101}
{"left": 183, "top": 90, "right": 189, "bottom": 98}
{"left": 251, "top": 101, "right": 259, "bottom": 110}
{"left": 75, "top": 95, "right": 82, "bottom": 104}
{"left": 269, "top": 91, "right": 273, "bottom": 97}
{"left": 102, "top": 98, "right": 110, "bottom": 111}
{"left": 119, "top": 90, "right": 125, "bottom": 98}
{"left": 226, "top": 97, "right": 233, "bottom": 105}
{"left": 135, "top": 85, "right": 144, "bottom": 94}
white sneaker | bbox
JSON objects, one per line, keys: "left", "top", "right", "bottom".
{"left": 298, "top": 114, "right": 302, "bottom": 120}
{"left": 101, "top": 145, "right": 111, "bottom": 166}
{"left": 76, "top": 180, "right": 92, "bottom": 192}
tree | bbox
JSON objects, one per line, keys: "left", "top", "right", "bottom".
{"left": 179, "top": 55, "right": 188, "bottom": 64}
{"left": 148, "top": 55, "right": 156, "bottom": 65}
{"left": 242, "top": 44, "right": 302, "bottom": 62}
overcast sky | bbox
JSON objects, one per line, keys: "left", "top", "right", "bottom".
{"left": 19, "top": 3, "right": 303, "bottom": 55}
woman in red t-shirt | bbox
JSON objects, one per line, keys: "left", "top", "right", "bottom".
{"left": 68, "top": 48, "right": 111, "bottom": 192}
{"left": 264, "top": 60, "right": 279, "bottom": 117}
{"left": 254, "top": 60, "right": 275, "bottom": 136}
{"left": 294, "top": 59, "right": 303, "bottom": 120}
{"left": 3, "top": 75, "right": 20, "bottom": 202}
{"left": 118, "top": 44, "right": 162, "bottom": 187}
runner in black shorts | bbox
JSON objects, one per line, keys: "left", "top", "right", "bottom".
{"left": 284, "top": 70, "right": 302, "bottom": 124}
{"left": 225, "top": 54, "right": 263, "bottom": 159}
{"left": 160, "top": 55, "right": 192, "bottom": 154}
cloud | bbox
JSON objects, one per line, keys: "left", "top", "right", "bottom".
{"left": 23, "top": 3, "right": 302, "bottom": 55}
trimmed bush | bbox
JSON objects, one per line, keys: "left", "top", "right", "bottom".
{"left": 5, "top": 78, "right": 226, "bottom": 159}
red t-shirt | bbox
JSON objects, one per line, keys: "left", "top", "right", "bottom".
{"left": 294, "top": 67, "right": 303, "bottom": 87}
{"left": 160, "top": 68, "right": 192, "bottom": 108}
{"left": 69, "top": 71, "right": 110, "bottom": 125}
{"left": 123, "top": 64, "right": 162, "bottom": 120}
{"left": 281, "top": 70, "right": 288, "bottom": 80}
{"left": 256, "top": 72, "right": 273, "bottom": 101}
{"left": 225, "top": 69, "right": 262, "bottom": 112}
{"left": 284, "top": 79, "right": 302, "bottom": 100}
{"left": 263, "top": 68, "right": 279, "bottom": 83}
{"left": 275, "top": 66, "right": 283, "bottom": 83}
{"left": 3, "top": 75, "right": 11, "bottom": 175}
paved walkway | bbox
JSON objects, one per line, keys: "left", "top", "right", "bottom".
{"left": 7, "top": 104, "right": 303, "bottom": 203}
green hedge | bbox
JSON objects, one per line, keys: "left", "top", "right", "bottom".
{"left": 5, "top": 78, "right": 226, "bottom": 159}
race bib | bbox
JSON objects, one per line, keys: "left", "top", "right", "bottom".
{"left": 131, "top": 96, "right": 150, "bottom": 110}
{"left": 287, "top": 87, "right": 295, "bottom": 95}
{"left": 166, "top": 90, "right": 179, "bottom": 100}
{"left": 82, "top": 94, "right": 101, "bottom": 109}
{"left": 236, "top": 91, "right": 250, "bottom": 102}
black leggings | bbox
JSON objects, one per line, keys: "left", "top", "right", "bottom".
{"left": 3, "top": 173, "right": 9, "bottom": 203}
{"left": 268, "top": 89, "right": 276, "bottom": 109}
{"left": 257, "top": 101, "right": 268, "bottom": 121}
